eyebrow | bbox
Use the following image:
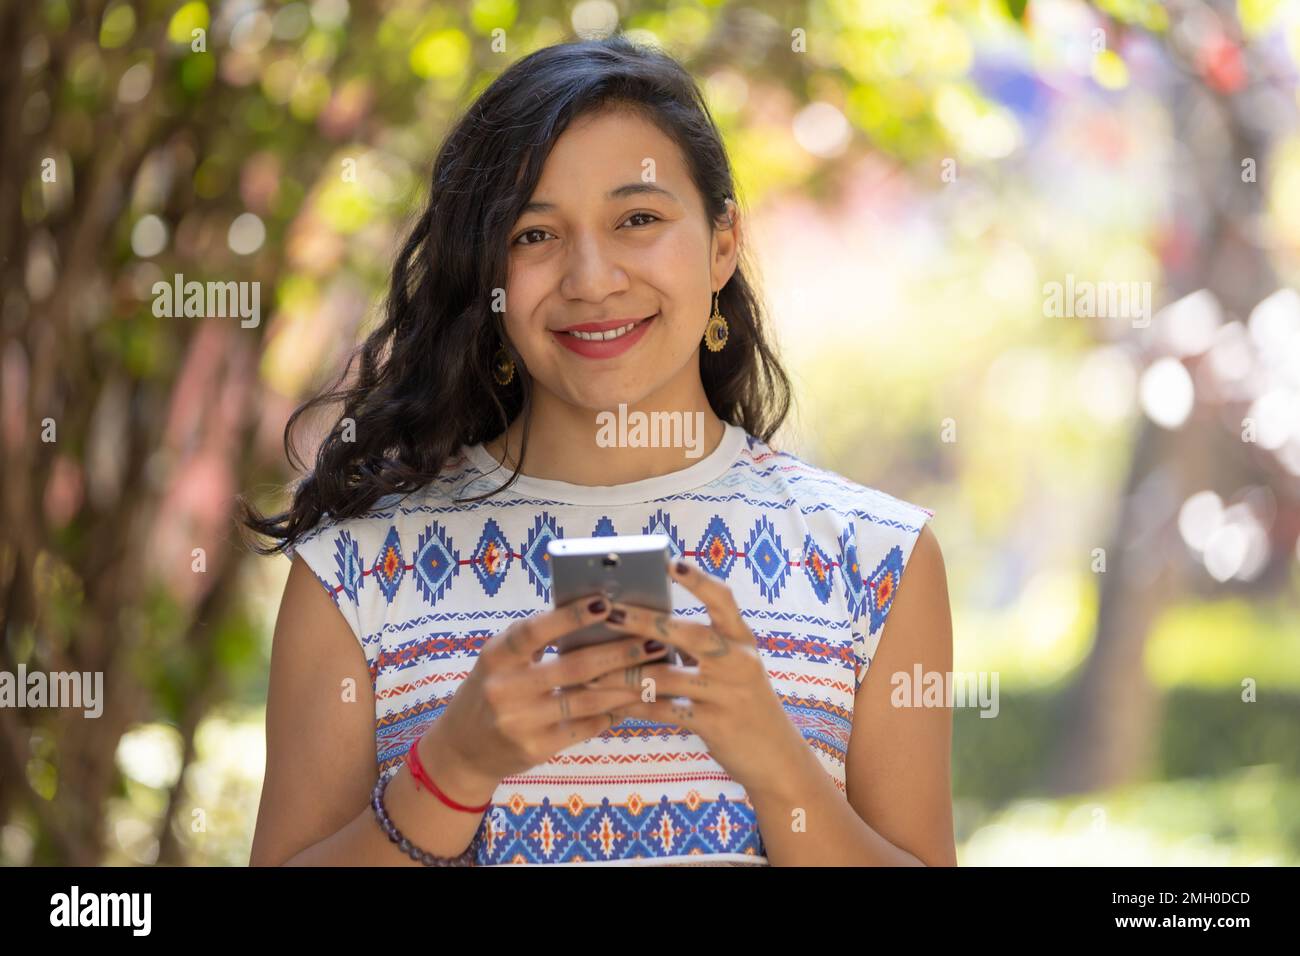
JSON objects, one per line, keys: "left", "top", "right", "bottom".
{"left": 520, "top": 183, "right": 681, "bottom": 215}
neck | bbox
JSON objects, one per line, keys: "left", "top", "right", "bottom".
{"left": 482, "top": 384, "right": 727, "bottom": 487}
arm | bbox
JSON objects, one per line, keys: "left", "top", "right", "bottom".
{"left": 745, "top": 524, "right": 957, "bottom": 865}
{"left": 249, "top": 554, "right": 498, "bottom": 866}
{"left": 843, "top": 524, "right": 956, "bottom": 865}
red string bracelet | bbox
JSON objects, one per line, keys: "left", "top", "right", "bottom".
{"left": 406, "top": 739, "right": 492, "bottom": 813}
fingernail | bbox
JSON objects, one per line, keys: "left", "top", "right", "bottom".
{"left": 675, "top": 560, "right": 690, "bottom": 575}
{"left": 588, "top": 598, "right": 607, "bottom": 614}
{"left": 644, "top": 640, "right": 665, "bottom": 654}
{"left": 608, "top": 608, "right": 626, "bottom": 624}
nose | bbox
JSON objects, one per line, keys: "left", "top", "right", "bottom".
{"left": 558, "top": 230, "right": 630, "bottom": 302}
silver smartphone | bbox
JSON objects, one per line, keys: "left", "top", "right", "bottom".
{"left": 547, "top": 534, "right": 681, "bottom": 665}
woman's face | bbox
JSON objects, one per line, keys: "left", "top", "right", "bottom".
{"left": 502, "top": 107, "right": 738, "bottom": 417}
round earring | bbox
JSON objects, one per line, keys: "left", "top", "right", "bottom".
{"left": 492, "top": 344, "right": 515, "bottom": 386}
{"left": 704, "top": 290, "right": 729, "bottom": 352}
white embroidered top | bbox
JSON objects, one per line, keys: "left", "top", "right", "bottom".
{"left": 285, "top": 422, "right": 933, "bottom": 865}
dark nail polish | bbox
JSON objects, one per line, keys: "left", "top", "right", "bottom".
{"left": 588, "top": 598, "right": 607, "bottom": 614}
{"left": 675, "top": 560, "right": 690, "bottom": 575}
{"left": 608, "top": 608, "right": 626, "bottom": 624}
{"left": 644, "top": 640, "right": 665, "bottom": 654}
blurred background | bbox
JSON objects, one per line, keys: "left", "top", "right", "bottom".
{"left": 2, "top": 0, "right": 1298, "bottom": 866}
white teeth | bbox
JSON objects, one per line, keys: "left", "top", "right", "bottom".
{"left": 565, "top": 320, "right": 642, "bottom": 341}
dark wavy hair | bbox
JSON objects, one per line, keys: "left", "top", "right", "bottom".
{"left": 240, "top": 32, "right": 792, "bottom": 556}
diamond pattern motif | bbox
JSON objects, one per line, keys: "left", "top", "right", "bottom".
{"left": 864, "top": 544, "right": 906, "bottom": 635}
{"left": 523, "top": 512, "right": 563, "bottom": 600}
{"left": 372, "top": 525, "right": 405, "bottom": 604}
{"left": 745, "top": 516, "right": 790, "bottom": 600}
{"left": 479, "top": 792, "right": 763, "bottom": 864}
{"left": 471, "top": 518, "right": 512, "bottom": 597}
{"left": 413, "top": 522, "right": 458, "bottom": 606}
{"left": 801, "top": 533, "right": 834, "bottom": 604}
{"left": 320, "top": 514, "right": 911, "bottom": 620}
{"left": 641, "top": 508, "right": 685, "bottom": 558}
{"left": 838, "top": 526, "right": 865, "bottom": 619}
{"left": 695, "top": 515, "right": 737, "bottom": 580}
{"left": 332, "top": 530, "right": 363, "bottom": 604}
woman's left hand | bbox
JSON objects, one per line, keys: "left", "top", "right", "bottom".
{"left": 588, "top": 559, "right": 807, "bottom": 794}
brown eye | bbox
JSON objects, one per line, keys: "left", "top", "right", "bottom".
{"left": 513, "top": 228, "right": 551, "bottom": 246}
{"left": 623, "top": 212, "right": 660, "bottom": 228}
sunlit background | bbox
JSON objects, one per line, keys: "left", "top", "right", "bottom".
{"left": 2, "top": 0, "right": 1299, "bottom": 866}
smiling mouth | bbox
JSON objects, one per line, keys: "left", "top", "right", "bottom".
{"left": 559, "top": 314, "right": 657, "bottom": 341}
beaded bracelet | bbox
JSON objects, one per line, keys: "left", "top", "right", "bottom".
{"left": 371, "top": 772, "right": 485, "bottom": 866}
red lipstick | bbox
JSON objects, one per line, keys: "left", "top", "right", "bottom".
{"left": 551, "top": 313, "right": 657, "bottom": 359}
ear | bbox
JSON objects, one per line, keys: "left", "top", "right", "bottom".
{"left": 711, "top": 198, "right": 741, "bottom": 288}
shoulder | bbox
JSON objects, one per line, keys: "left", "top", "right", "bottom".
{"left": 746, "top": 435, "right": 940, "bottom": 686}
{"left": 887, "top": 522, "right": 948, "bottom": 623}
{"left": 286, "top": 491, "right": 408, "bottom": 569}
{"left": 743, "top": 434, "right": 934, "bottom": 544}
{"left": 281, "top": 484, "right": 446, "bottom": 623}
{"left": 862, "top": 521, "right": 952, "bottom": 696}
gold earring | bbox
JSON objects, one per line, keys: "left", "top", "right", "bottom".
{"left": 492, "top": 344, "right": 515, "bottom": 385}
{"left": 704, "top": 290, "right": 729, "bottom": 352}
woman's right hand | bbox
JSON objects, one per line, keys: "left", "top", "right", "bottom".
{"left": 418, "top": 595, "right": 671, "bottom": 802}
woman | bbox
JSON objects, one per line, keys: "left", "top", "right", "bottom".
{"left": 244, "top": 34, "right": 955, "bottom": 867}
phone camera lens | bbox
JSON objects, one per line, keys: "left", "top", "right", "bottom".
{"left": 602, "top": 553, "right": 620, "bottom": 567}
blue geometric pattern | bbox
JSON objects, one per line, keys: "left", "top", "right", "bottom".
{"left": 476, "top": 792, "right": 765, "bottom": 864}
{"left": 801, "top": 533, "right": 835, "bottom": 604}
{"left": 838, "top": 526, "right": 865, "bottom": 619}
{"left": 641, "top": 508, "right": 685, "bottom": 559}
{"left": 523, "top": 512, "right": 563, "bottom": 600}
{"left": 471, "top": 518, "right": 511, "bottom": 597}
{"left": 288, "top": 423, "right": 936, "bottom": 866}
{"left": 372, "top": 525, "right": 405, "bottom": 604}
{"left": 332, "top": 530, "right": 363, "bottom": 604}
{"left": 318, "top": 512, "right": 918, "bottom": 616}
{"left": 695, "top": 514, "right": 737, "bottom": 580}
{"left": 745, "top": 516, "right": 790, "bottom": 600}
{"left": 864, "top": 544, "right": 906, "bottom": 636}
{"left": 413, "top": 522, "right": 458, "bottom": 606}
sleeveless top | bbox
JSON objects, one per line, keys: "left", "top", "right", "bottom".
{"left": 284, "top": 423, "right": 934, "bottom": 865}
